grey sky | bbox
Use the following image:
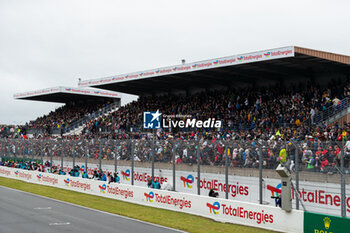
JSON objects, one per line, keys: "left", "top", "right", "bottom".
{"left": 0, "top": 0, "right": 349, "bottom": 124}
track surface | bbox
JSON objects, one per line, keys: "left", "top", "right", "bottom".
{"left": 0, "top": 186, "right": 184, "bottom": 233}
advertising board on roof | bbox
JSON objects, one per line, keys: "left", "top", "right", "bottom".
{"left": 78, "top": 46, "right": 295, "bottom": 87}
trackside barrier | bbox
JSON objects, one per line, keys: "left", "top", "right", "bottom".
{"left": 0, "top": 166, "right": 303, "bottom": 233}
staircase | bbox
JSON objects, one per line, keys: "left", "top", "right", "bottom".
{"left": 62, "top": 102, "right": 119, "bottom": 136}
{"left": 313, "top": 97, "right": 350, "bottom": 125}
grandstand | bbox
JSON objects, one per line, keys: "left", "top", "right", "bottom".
{"left": 9, "top": 46, "right": 350, "bottom": 139}
{"left": 13, "top": 86, "right": 121, "bottom": 137}
{"left": 3, "top": 45, "right": 350, "bottom": 220}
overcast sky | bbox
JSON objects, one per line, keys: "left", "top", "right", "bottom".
{"left": 1, "top": 0, "right": 350, "bottom": 125}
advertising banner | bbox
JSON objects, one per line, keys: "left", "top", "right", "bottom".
{"left": 304, "top": 212, "right": 350, "bottom": 233}
{"left": 0, "top": 166, "right": 303, "bottom": 233}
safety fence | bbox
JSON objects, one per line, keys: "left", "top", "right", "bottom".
{"left": 0, "top": 138, "right": 349, "bottom": 218}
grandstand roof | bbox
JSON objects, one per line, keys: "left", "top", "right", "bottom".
{"left": 80, "top": 46, "right": 350, "bottom": 96}
{"left": 13, "top": 86, "right": 121, "bottom": 104}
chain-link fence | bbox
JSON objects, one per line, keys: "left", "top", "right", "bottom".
{"left": 0, "top": 138, "right": 349, "bottom": 217}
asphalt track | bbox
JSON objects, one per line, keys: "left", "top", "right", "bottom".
{"left": 0, "top": 186, "right": 186, "bottom": 233}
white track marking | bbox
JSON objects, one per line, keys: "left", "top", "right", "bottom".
{"left": 49, "top": 222, "right": 70, "bottom": 226}
{"left": 33, "top": 207, "right": 52, "bottom": 210}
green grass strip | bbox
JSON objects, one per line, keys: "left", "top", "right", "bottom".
{"left": 0, "top": 177, "right": 275, "bottom": 233}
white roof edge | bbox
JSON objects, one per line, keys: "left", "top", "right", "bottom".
{"left": 14, "top": 86, "right": 121, "bottom": 99}
{"left": 78, "top": 46, "right": 295, "bottom": 87}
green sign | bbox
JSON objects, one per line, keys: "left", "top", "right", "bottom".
{"left": 304, "top": 212, "right": 350, "bottom": 233}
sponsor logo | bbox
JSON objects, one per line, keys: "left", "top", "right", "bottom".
{"left": 172, "top": 67, "right": 177, "bottom": 71}
{"left": 144, "top": 192, "right": 191, "bottom": 209}
{"left": 134, "top": 172, "right": 167, "bottom": 184}
{"left": 264, "top": 52, "right": 271, "bottom": 57}
{"left": 155, "top": 70, "right": 160, "bottom": 74}
{"left": 144, "top": 191, "right": 154, "bottom": 202}
{"left": 99, "top": 184, "right": 107, "bottom": 193}
{"left": 143, "top": 110, "right": 162, "bottom": 129}
{"left": 220, "top": 204, "right": 274, "bottom": 224}
{"left": 213, "top": 60, "right": 219, "bottom": 65}
{"left": 94, "top": 91, "right": 100, "bottom": 94}
{"left": 0, "top": 168, "right": 11, "bottom": 176}
{"left": 192, "top": 64, "right": 197, "bottom": 68}
{"left": 64, "top": 178, "right": 70, "bottom": 186}
{"left": 139, "top": 72, "right": 143, "bottom": 77}
{"left": 65, "top": 88, "right": 72, "bottom": 91}
{"left": 267, "top": 183, "right": 281, "bottom": 198}
{"left": 106, "top": 185, "right": 134, "bottom": 199}
{"left": 197, "top": 178, "right": 249, "bottom": 198}
{"left": 237, "top": 56, "right": 243, "bottom": 61}
{"left": 180, "top": 175, "right": 194, "bottom": 188}
{"left": 14, "top": 170, "right": 19, "bottom": 177}
{"left": 121, "top": 169, "right": 131, "bottom": 181}
{"left": 207, "top": 201, "right": 220, "bottom": 215}
{"left": 324, "top": 217, "right": 331, "bottom": 230}
{"left": 37, "top": 174, "right": 42, "bottom": 181}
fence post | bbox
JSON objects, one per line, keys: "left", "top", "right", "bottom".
{"left": 173, "top": 141, "right": 176, "bottom": 191}
{"left": 225, "top": 142, "right": 229, "bottom": 199}
{"left": 295, "top": 145, "right": 300, "bottom": 210}
{"left": 49, "top": 142, "right": 53, "bottom": 173}
{"left": 14, "top": 140, "right": 17, "bottom": 162}
{"left": 85, "top": 140, "right": 88, "bottom": 173}
{"left": 114, "top": 140, "right": 118, "bottom": 174}
{"left": 341, "top": 144, "right": 346, "bottom": 217}
{"left": 72, "top": 141, "right": 76, "bottom": 168}
{"left": 258, "top": 145, "right": 263, "bottom": 205}
{"left": 131, "top": 140, "right": 134, "bottom": 185}
{"left": 99, "top": 140, "right": 102, "bottom": 171}
{"left": 197, "top": 141, "right": 200, "bottom": 196}
{"left": 152, "top": 137, "right": 155, "bottom": 180}
{"left": 61, "top": 140, "right": 64, "bottom": 169}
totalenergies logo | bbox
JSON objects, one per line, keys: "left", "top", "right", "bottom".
{"left": 237, "top": 56, "right": 243, "bottom": 61}
{"left": 173, "top": 67, "right": 177, "bottom": 71}
{"left": 213, "top": 60, "right": 219, "bottom": 65}
{"left": 144, "top": 191, "right": 154, "bottom": 202}
{"left": 140, "top": 72, "right": 143, "bottom": 77}
{"left": 264, "top": 52, "right": 271, "bottom": 57}
{"left": 121, "top": 169, "right": 130, "bottom": 181}
{"left": 14, "top": 170, "right": 19, "bottom": 177}
{"left": 267, "top": 183, "right": 281, "bottom": 197}
{"left": 94, "top": 91, "right": 100, "bottom": 94}
{"left": 180, "top": 175, "right": 194, "bottom": 188}
{"left": 64, "top": 178, "right": 70, "bottom": 187}
{"left": 99, "top": 184, "right": 107, "bottom": 194}
{"left": 155, "top": 70, "right": 160, "bottom": 74}
{"left": 192, "top": 64, "right": 197, "bottom": 68}
{"left": 37, "top": 174, "right": 42, "bottom": 181}
{"left": 206, "top": 201, "right": 220, "bottom": 215}
{"left": 65, "top": 88, "right": 72, "bottom": 91}
{"left": 125, "top": 75, "right": 129, "bottom": 79}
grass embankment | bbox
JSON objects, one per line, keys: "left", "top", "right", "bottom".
{"left": 0, "top": 177, "right": 275, "bottom": 233}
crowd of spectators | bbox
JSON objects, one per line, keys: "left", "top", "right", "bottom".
{"left": 26, "top": 101, "right": 111, "bottom": 134}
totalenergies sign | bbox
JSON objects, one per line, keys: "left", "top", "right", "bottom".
{"left": 144, "top": 191, "right": 191, "bottom": 209}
